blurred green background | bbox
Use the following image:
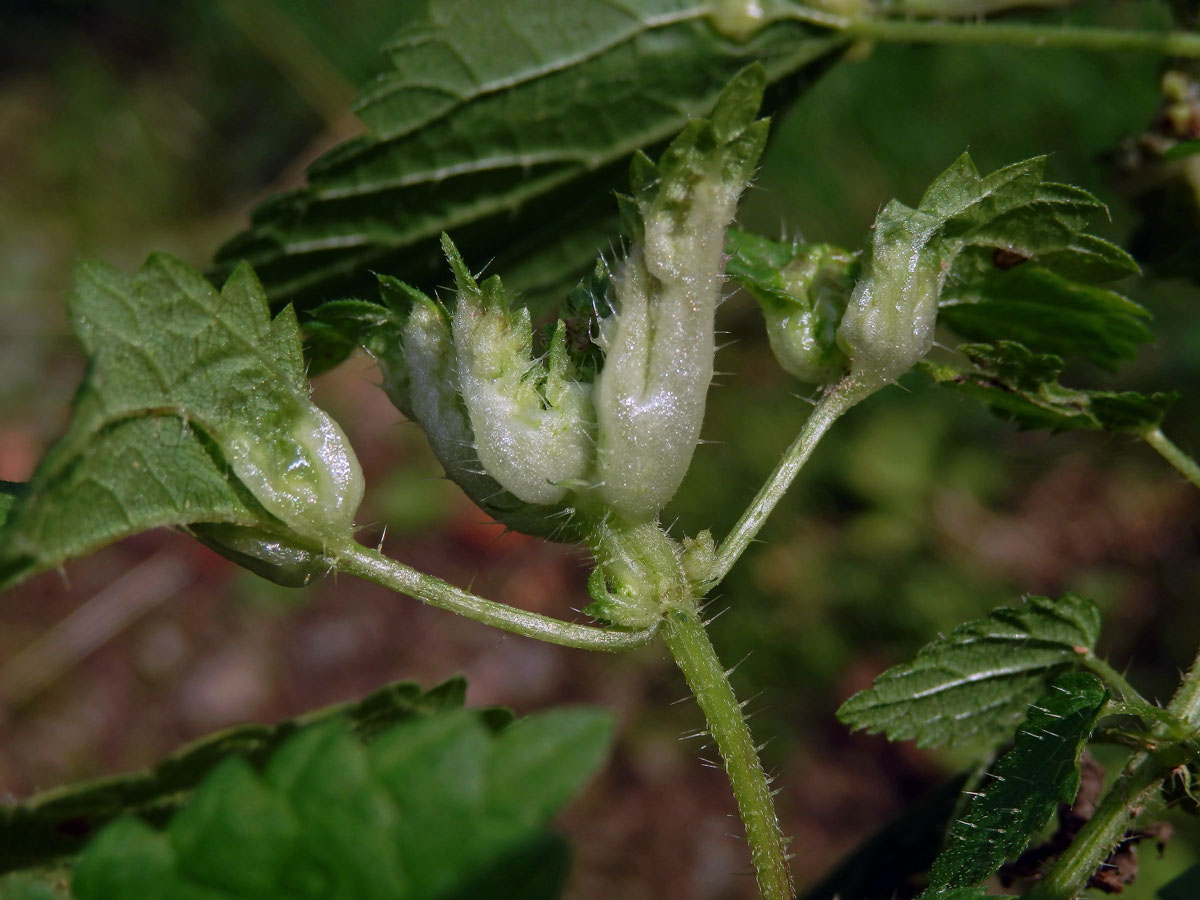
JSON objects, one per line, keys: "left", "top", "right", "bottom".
{"left": 1, "top": 1, "right": 1199, "bottom": 898}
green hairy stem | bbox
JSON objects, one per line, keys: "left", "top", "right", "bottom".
{"left": 662, "top": 597, "right": 794, "bottom": 900}
{"left": 1029, "top": 646, "right": 1200, "bottom": 899}
{"left": 1143, "top": 427, "right": 1200, "bottom": 493}
{"left": 339, "top": 517, "right": 800, "bottom": 897}
{"left": 333, "top": 543, "right": 658, "bottom": 652}
{"left": 713, "top": 387, "right": 856, "bottom": 585}
{"left": 782, "top": 8, "right": 1200, "bottom": 59}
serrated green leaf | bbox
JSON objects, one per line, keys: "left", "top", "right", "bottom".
{"left": 212, "top": 0, "right": 845, "bottom": 332}
{"left": 801, "top": 773, "right": 969, "bottom": 900}
{"left": 436, "top": 831, "right": 570, "bottom": 900}
{"left": 485, "top": 708, "right": 615, "bottom": 832}
{"left": 1164, "top": 138, "right": 1200, "bottom": 160}
{"left": 0, "top": 254, "right": 363, "bottom": 591}
{"left": 915, "top": 155, "right": 1144, "bottom": 374}
{"left": 1158, "top": 863, "right": 1200, "bottom": 899}
{"left": 921, "top": 341, "right": 1178, "bottom": 434}
{"left": 167, "top": 759, "right": 300, "bottom": 896}
{"left": 939, "top": 257, "right": 1150, "bottom": 371}
{"left": 70, "top": 818, "right": 224, "bottom": 900}
{"left": 891, "top": 155, "right": 1164, "bottom": 432}
{"left": 370, "top": 710, "right": 494, "bottom": 897}
{"left": 0, "top": 676, "right": 480, "bottom": 874}
{"left": 838, "top": 594, "right": 1103, "bottom": 748}
{"left": 821, "top": 152, "right": 1147, "bottom": 397}
{"left": 921, "top": 672, "right": 1109, "bottom": 898}
{"left": 69, "top": 706, "right": 613, "bottom": 900}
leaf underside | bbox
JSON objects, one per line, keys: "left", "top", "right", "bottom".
{"left": 921, "top": 672, "right": 1109, "bottom": 897}
{"left": 0, "top": 254, "right": 313, "bottom": 591}
{"left": 837, "top": 594, "right": 1103, "bottom": 749}
{"left": 67, "top": 706, "right": 613, "bottom": 900}
{"left": 212, "top": 0, "right": 845, "bottom": 335}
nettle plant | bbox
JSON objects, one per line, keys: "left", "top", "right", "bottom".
{"left": 4, "top": 1, "right": 1200, "bottom": 899}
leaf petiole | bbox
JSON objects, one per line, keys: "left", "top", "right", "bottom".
{"left": 1080, "top": 653, "right": 1151, "bottom": 707}
{"left": 1143, "top": 427, "right": 1200, "bottom": 493}
{"left": 780, "top": 6, "right": 1200, "bottom": 60}
{"left": 712, "top": 385, "right": 857, "bottom": 586}
{"left": 333, "top": 543, "right": 658, "bottom": 652}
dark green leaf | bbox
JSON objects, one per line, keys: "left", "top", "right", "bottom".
{"left": 167, "top": 759, "right": 300, "bottom": 896}
{"left": 70, "top": 818, "right": 222, "bottom": 900}
{"left": 801, "top": 773, "right": 969, "bottom": 900}
{"left": 69, "top": 706, "right": 614, "bottom": 900}
{"left": 920, "top": 341, "right": 1178, "bottom": 434}
{"left": 438, "top": 831, "right": 570, "bottom": 900}
{"left": 0, "top": 676, "right": 483, "bottom": 874}
{"left": 1158, "top": 863, "right": 1200, "bottom": 899}
{"left": 302, "top": 298, "right": 406, "bottom": 378}
{"left": 921, "top": 672, "right": 1109, "bottom": 897}
{"left": 485, "top": 708, "right": 615, "bottom": 832}
{"left": 939, "top": 262, "right": 1150, "bottom": 372}
{"left": 920, "top": 889, "right": 1007, "bottom": 900}
{"left": 838, "top": 594, "right": 1103, "bottom": 748}
{"left": 1164, "top": 138, "right": 1200, "bottom": 160}
{"left": 919, "top": 154, "right": 1145, "bottom": 374}
{"left": 0, "top": 483, "right": 24, "bottom": 530}
{"left": 895, "top": 157, "right": 1166, "bottom": 433}
{"left": 212, "top": 0, "right": 845, "bottom": 330}
{"left": 0, "top": 254, "right": 361, "bottom": 591}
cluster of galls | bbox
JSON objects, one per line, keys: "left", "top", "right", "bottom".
{"left": 369, "top": 68, "right": 770, "bottom": 546}
{"left": 210, "top": 65, "right": 947, "bottom": 614}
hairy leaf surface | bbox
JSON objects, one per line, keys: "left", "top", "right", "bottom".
{"left": 920, "top": 672, "right": 1108, "bottom": 897}
{"left": 213, "top": 0, "right": 844, "bottom": 327}
{"left": 837, "top": 153, "right": 1140, "bottom": 395}
{"left": 890, "top": 155, "right": 1165, "bottom": 433}
{"left": 837, "top": 594, "right": 1103, "bottom": 748}
{"left": 0, "top": 677, "right": 488, "bottom": 874}
{"left": 69, "top": 707, "right": 613, "bottom": 900}
{"left": 921, "top": 341, "right": 1178, "bottom": 434}
{"left": 0, "top": 254, "right": 359, "bottom": 590}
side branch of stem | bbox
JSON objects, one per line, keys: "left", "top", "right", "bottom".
{"left": 781, "top": 8, "right": 1200, "bottom": 59}
{"left": 1029, "top": 646, "right": 1200, "bottom": 899}
{"left": 334, "top": 543, "right": 657, "bottom": 651}
{"left": 712, "top": 386, "right": 854, "bottom": 585}
{"left": 1143, "top": 427, "right": 1200, "bottom": 493}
